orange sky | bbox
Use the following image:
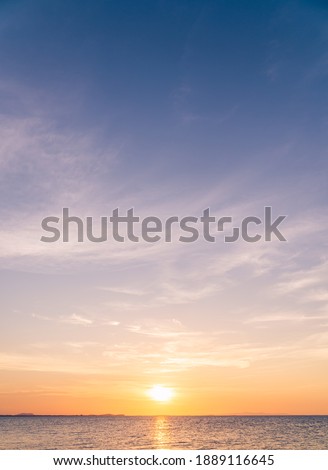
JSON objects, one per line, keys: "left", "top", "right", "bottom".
{"left": 1, "top": 355, "right": 327, "bottom": 415}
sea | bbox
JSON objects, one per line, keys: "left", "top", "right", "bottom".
{"left": 0, "top": 415, "right": 327, "bottom": 450}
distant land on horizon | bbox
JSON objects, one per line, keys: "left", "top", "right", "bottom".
{"left": 0, "top": 413, "right": 126, "bottom": 417}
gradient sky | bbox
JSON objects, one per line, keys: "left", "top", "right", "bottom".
{"left": 0, "top": 0, "right": 328, "bottom": 415}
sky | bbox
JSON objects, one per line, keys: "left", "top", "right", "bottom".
{"left": 0, "top": 0, "right": 328, "bottom": 415}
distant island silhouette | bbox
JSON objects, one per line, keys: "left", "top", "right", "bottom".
{"left": 0, "top": 413, "right": 126, "bottom": 417}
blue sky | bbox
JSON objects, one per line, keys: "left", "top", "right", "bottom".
{"left": 0, "top": 0, "right": 327, "bottom": 414}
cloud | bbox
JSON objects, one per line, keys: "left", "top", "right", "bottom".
{"left": 276, "top": 260, "right": 328, "bottom": 305}
{"left": 61, "top": 314, "right": 93, "bottom": 326}
{"left": 246, "top": 313, "right": 328, "bottom": 324}
{"left": 98, "top": 286, "right": 146, "bottom": 296}
{"left": 32, "top": 312, "right": 93, "bottom": 326}
{"left": 103, "top": 320, "right": 121, "bottom": 326}
{"left": 125, "top": 318, "right": 188, "bottom": 338}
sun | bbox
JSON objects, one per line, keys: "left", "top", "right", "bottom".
{"left": 148, "top": 385, "right": 174, "bottom": 403}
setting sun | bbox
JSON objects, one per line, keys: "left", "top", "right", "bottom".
{"left": 148, "top": 385, "right": 174, "bottom": 403}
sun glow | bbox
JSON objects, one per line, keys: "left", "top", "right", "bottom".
{"left": 148, "top": 385, "right": 174, "bottom": 402}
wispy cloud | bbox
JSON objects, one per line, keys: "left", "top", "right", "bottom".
{"left": 32, "top": 312, "right": 93, "bottom": 326}
{"left": 61, "top": 314, "right": 93, "bottom": 326}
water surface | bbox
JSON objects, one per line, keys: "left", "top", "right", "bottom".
{"left": 0, "top": 416, "right": 327, "bottom": 450}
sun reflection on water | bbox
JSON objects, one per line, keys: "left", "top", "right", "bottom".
{"left": 152, "top": 416, "right": 171, "bottom": 449}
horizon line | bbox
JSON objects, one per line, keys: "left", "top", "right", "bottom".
{"left": 2, "top": 413, "right": 328, "bottom": 417}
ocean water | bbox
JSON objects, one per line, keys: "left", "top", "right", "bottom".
{"left": 0, "top": 416, "right": 327, "bottom": 450}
